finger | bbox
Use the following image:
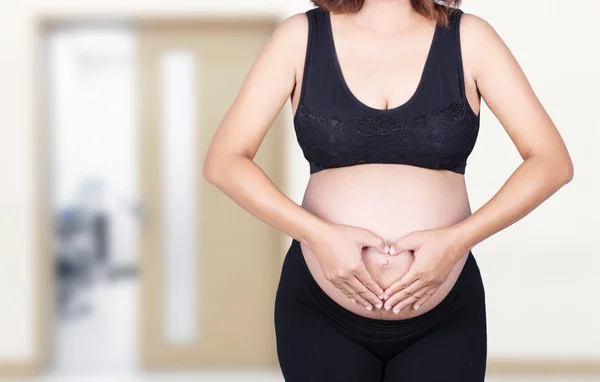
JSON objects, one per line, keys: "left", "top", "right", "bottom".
{"left": 354, "top": 266, "right": 385, "bottom": 300}
{"left": 331, "top": 280, "right": 354, "bottom": 301}
{"left": 338, "top": 282, "right": 372, "bottom": 309}
{"left": 383, "top": 268, "right": 420, "bottom": 300}
{"left": 413, "top": 286, "right": 439, "bottom": 310}
{"left": 384, "top": 279, "right": 427, "bottom": 311}
{"left": 392, "top": 296, "right": 419, "bottom": 314}
{"left": 389, "top": 233, "right": 420, "bottom": 256}
{"left": 393, "top": 285, "right": 431, "bottom": 312}
{"left": 347, "top": 277, "right": 382, "bottom": 310}
{"left": 357, "top": 230, "right": 389, "bottom": 254}
{"left": 332, "top": 280, "right": 365, "bottom": 306}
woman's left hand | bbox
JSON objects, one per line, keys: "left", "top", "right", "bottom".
{"left": 382, "top": 227, "right": 468, "bottom": 313}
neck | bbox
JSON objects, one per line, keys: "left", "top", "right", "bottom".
{"left": 356, "top": 0, "right": 418, "bottom": 28}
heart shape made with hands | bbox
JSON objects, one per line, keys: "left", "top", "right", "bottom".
{"left": 359, "top": 228, "right": 465, "bottom": 313}
{"left": 361, "top": 242, "right": 436, "bottom": 313}
{"left": 361, "top": 244, "right": 415, "bottom": 292}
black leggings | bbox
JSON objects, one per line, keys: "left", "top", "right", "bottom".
{"left": 274, "top": 239, "right": 487, "bottom": 382}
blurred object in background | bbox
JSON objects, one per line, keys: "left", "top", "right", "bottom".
{"left": 54, "top": 178, "right": 109, "bottom": 320}
{"left": 49, "top": 27, "right": 140, "bottom": 373}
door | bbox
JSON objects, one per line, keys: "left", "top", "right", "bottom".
{"left": 137, "top": 19, "right": 285, "bottom": 369}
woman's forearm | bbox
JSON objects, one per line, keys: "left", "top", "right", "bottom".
{"left": 204, "top": 153, "right": 329, "bottom": 247}
{"left": 451, "top": 153, "right": 574, "bottom": 252}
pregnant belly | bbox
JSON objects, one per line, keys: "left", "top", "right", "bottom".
{"left": 300, "top": 163, "right": 472, "bottom": 320}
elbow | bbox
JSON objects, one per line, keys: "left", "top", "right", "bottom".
{"left": 202, "top": 154, "right": 221, "bottom": 186}
{"left": 203, "top": 150, "right": 252, "bottom": 186}
{"left": 532, "top": 149, "right": 574, "bottom": 187}
{"left": 553, "top": 154, "right": 574, "bottom": 187}
{"left": 562, "top": 157, "right": 574, "bottom": 185}
{"left": 203, "top": 152, "right": 244, "bottom": 187}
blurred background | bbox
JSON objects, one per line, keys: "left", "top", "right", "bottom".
{"left": 0, "top": 0, "right": 598, "bottom": 381}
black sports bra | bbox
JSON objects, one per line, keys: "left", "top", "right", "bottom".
{"left": 293, "top": 7, "right": 480, "bottom": 175}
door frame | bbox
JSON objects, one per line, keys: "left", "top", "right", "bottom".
{"left": 136, "top": 17, "right": 283, "bottom": 369}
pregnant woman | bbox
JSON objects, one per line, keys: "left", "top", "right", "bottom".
{"left": 203, "top": 1, "right": 573, "bottom": 381}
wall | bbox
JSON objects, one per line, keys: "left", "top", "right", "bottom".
{"left": 462, "top": 0, "right": 600, "bottom": 359}
{"left": 0, "top": 0, "right": 311, "bottom": 366}
{"left": 0, "top": 0, "right": 598, "bottom": 367}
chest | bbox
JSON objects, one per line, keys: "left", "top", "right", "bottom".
{"left": 330, "top": 25, "right": 437, "bottom": 111}
{"left": 293, "top": 100, "right": 479, "bottom": 172}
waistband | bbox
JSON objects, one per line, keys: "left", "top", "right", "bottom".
{"left": 286, "top": 238, "right": 479, "bottom": 342}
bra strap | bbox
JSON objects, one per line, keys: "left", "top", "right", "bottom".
{"left": 298, "top": 8, "right": 317, "bottom": 107}
{"left": 450, "top": 8, "right": 467, "bottom": 100}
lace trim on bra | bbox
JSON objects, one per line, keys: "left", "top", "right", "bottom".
{"left": 293, "top": 100, "right": 480, "bottom": 173}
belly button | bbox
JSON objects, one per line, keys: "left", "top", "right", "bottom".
{"left": 381, "top": 256, "right": 390, "bottom": 267}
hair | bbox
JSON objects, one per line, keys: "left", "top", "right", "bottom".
{"left": 311, "top": 0, "right": 462, "bottom": 26}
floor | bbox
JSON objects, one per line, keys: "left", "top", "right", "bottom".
{"left": 54, "top": 271, "right": 138, "bottom": 372}
{"left": 2, "top": 372, "right": 599, "bottom": 382}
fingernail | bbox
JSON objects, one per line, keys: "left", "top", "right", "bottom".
{"left": 378, "top": 294, "right": 384, "bottom": 299}
{"left": 385, "top": 305, "right": 391, "bottom": 311}
{"left": 383, "top": 295, "right": 389, "bottom": 300}
{"left": 384, "top": 245, "right": 390, "bottom": 253}
{"left": 366, "top": 306, "right": 373, "bottom": 311}
{"left": 414, "top": 305, "right": 420, "bottom": 310}
{"left": 393, "top": 307, "right": 401, "bottom": 314}
{"left": 375, "top": 303, "right": 382, "bottom": 309}
{"left": 350, "top": 298, "right": 356, "bottom": 303}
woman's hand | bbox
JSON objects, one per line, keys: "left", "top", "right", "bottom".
{"left": 308, "top": 223, "right": 390, "bottom": 311}
{"left": 382, "top": 228, "right": 467, "bottom": 313}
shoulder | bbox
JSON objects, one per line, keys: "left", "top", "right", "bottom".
{"left": 257, "top": 12, "right": 309, "bottom": 70}
{"left": 457, "top": 12, "right": 512, "bottom": 72}
{"left": 459, "top": 12, "right": 499, "bottom": 41}
{"left": 271, "top": 12, "right": 309, "bottom": 48}
{"left": 458, "top": 12, "right": 505, "bottom": 52}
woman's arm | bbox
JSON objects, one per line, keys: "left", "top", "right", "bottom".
{"left": 203, "top": 14, "right": 321, "bottom": 248}
{"left": 451, "top": 13, "right": 574, "bottom": 249}
{"left": 203, "top": 14, "right": 388, "bottom": 310}
{"left": 382, "top": 13, "right": 574, "bottom": 313}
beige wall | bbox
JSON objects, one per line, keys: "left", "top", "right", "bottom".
{"left": 0, "top": 0, "right": 598, "bottom": 366}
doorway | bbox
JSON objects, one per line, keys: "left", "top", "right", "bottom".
{"left": 48, "top": 26, "right": 139, "bottom": 373}
{"left": 46, "top": 18, "right": 284, "bottom": 374}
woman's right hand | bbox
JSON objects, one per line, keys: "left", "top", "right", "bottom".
{"left": 307, "top": 223, "right": 390, "bottom": 311}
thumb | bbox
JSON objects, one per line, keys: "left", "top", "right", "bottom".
{"left": 358, "top": 230, "right": 390, "bottom": 254}
{"left": 389, "top": 233, "right": 420, "bottom": 256}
